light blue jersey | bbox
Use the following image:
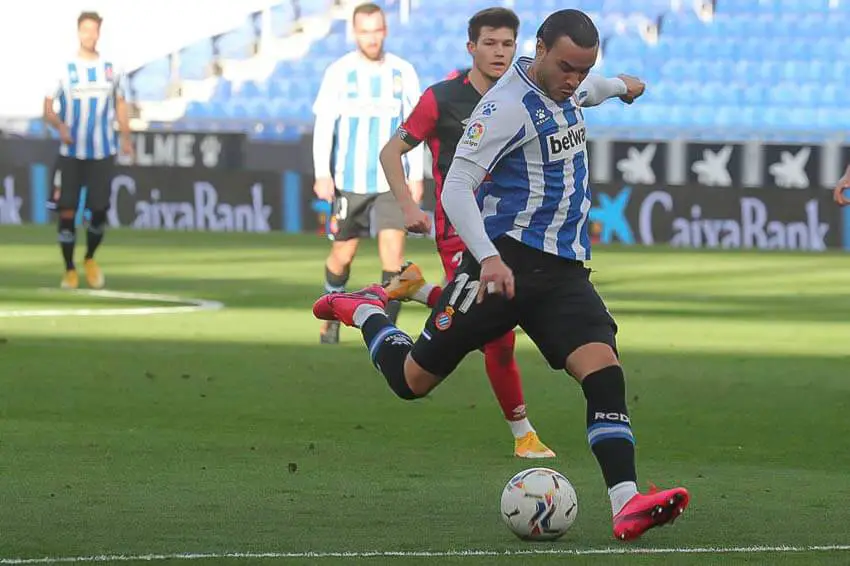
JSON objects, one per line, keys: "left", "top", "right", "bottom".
{"left": 312, "top": 52, "right": 423, "bottom": 194}
{"left": 454, "top": 57, "right": 594, "bottom": 261}
{"left": 49, "top": 57, "right": 126, "bottom": 160}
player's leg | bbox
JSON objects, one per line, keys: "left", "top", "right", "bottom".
{"left": 55, "top": 156, "right": 82, "bottom": 289}
{"left": 313, "top": 252, "right": 518, "bottom": 402}
{"left": 374, "top": 192, "right": 407, "bottom": 324}
{"left": 321, "top": 191, "right": 368, "bottom": 344}
{"left": 518, "top": 256, "right": 688, "bottom": 540}
{"left": 80, "top": 157, "right": 114, "bottom": 289}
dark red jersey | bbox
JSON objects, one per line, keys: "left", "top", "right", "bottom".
{"left": 398, "top": 70, "right": 481, "bottom": 245}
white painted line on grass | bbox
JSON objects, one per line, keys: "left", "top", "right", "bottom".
{"left": 0, "top": 289, "right": 223, "bottom": 318}
{"left": 2, "top": 545, "right": 849, "bottom": 564}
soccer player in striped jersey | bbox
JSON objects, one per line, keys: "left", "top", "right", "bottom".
{"left": 43, "top": 11, "right": 132, "bottom": 290}
{"left": 313, "top": 9, "right": 689, "bottom": 541}
{"left": 312, "top": 2, "right": 424, "bottom": 344}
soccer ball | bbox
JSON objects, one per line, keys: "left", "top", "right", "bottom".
{"left": 500, "top": 467, "right": 578, "bottom": 541}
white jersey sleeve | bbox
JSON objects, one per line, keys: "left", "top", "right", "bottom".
{"left": 312, "top": 62, "right": 341, "bottom": 179}
{"left": 575, "top": 75, "right": 627, "bottom": 108}
{"left": 453, "top": 94, "right": 530, "bottom": 173}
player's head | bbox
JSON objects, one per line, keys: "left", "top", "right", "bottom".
{"left": 534, "top": 9, "right": 599, "bottom": 102}
{"left": 352, "top": 3, "right": 387, "bottom": 61}
{"left": 77, "top": 11, "right": 102, "bottom": 53}
{"left": 466, "top": 8, "right": 519, "bottom": 81}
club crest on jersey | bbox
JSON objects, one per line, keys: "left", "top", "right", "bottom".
{"left": 460, "top": 120, "right": 485, "bottom": 149}
{"left": 434, "top": 310, "right": 453, "bottom": 331}
{"left": 105, "top": 63, "right": 114, "bottom": 81}
{"left": 393, "top": 75, "right": 404, "bottom": 95}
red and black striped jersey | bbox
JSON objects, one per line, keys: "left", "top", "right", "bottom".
{"left": 398, "top": 70, "right": 482, "bottom": 244}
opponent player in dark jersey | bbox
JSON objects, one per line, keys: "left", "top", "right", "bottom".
{"left": 378, "top": 8, "right": 555, "bottom": 459}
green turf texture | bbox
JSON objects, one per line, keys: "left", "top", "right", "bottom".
{"left": 1, "top": 225, "right": 849, "bottom": 565}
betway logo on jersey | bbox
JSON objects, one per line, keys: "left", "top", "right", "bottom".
{"left": 0, "top": 174, "right": 23, "bottom": 225}
{"left": 546, "top": 125, "right": 586, "bottom": 160}
{"left": 591, "top": 185, "right": 840, "bottom": 252}
{"left": 108, "top": 174, "right": 272, "bottom": 232}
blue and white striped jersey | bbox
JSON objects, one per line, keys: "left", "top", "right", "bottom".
{"left": 454, "top": 57, "right": 594, "bottom": 261}
{"left": 313, "top": 52, "right": 423, "bottom": 194}
{"left": 48, "top": 57, "right": 126, "bottom": 161}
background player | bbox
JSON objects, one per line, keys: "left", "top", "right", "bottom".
{"left": 381, "top": 8, "right": 555, "bottom": 459}
{"left": 312, "top": 2, "right": 424, "bottom": 344}
{"left": 43, "top": 11, "right": 132, "bottom": 290}
{"left": 314, "top": 9, "right": 688, "bottom": 541}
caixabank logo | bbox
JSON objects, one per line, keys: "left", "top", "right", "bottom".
{"left": 589, "top": 185, "right": 842, "bottom": 252}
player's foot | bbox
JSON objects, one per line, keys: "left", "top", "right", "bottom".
{"left": 514, "top": 432, "right": 557, "bottom": 459}
{"left": 312, "top": 285, "right": 388, "bottom": 327}
{"left": 60, "top": 269, "right": 79, "bottom": 290}
{"left": 84, "top": 258, "right": 105, "bottom": 289}
{"left": 612, "top": 485, "right": 690, "bottom": 541}
{"left": 320, "top": 320, "right": 340, "bottom": 344}
{"left": 383, "top": 261, "right": 426, "bottom": 302}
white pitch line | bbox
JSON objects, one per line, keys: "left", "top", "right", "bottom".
{"left": 0, "top": 289, "right": 223, "bottom": 318}
{"left": 2, "top": 545, "right": 849, "bottom": 564}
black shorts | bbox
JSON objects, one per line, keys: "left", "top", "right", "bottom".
{"left": 331, "top": 190, "right": 404, "bottom": 241}
{"left": 411, "top": 236, "right": 618, "bottom": 377}
{"left": 55, "top": 155, "right": 115, "bottom": 211}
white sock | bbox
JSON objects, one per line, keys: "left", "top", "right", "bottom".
{"left": 353, "top": 304, "right": 385, "bottom": 328}
{"left": 507, "top": 417, "right": 535, "bottom": 439}
{"left": 609, "top": 481, "right": 638, "bottom": 516}
{"left": 412, "top": 283, "right": 436, "bottom": 306}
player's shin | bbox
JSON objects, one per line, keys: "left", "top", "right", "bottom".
{"left": 85, "top": 210, "right": 107, "bottom": 259}
{"left": 357, "top": 307, "right": 422, "bottom": 400}
{"left": 581, "top": 365, "right": 639, "bottom": 516}
{"left": 57, "top": 214, "right": 76, "bottom": 270}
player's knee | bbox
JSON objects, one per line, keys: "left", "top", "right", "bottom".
{"left": 403, "top": 355, "right": 439, "bottom": 398}
{"left": 566, "top": 342, "right": 620, "bottom": 382}
{"left": 483, "top": 331, "right": 517, "bottom": 367}
{"left": 89, "top": 209, "right": 107, "bottom": 230}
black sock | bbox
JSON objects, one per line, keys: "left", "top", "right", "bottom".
{"left": 85, "top": 210, "right": 106, "bottom": 260}
{"left": 361, "top": 313, "right": 421, "bottom": 400}
{"left": 325, "top": 265, "right": 349, "bottom": 294}
{"left": 57, "top": 216, "right": 76, "bottom": 270}
{"left": 382, "top": 270, "right": 402, "bottom": 324}
{"left": 582, "top": 365, "right": 637, "bottom": 488}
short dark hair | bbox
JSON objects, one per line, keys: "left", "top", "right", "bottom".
{"left": 352, "top": 2, "right": 384, "bottom": 24}
{"left": 78, "top": 11, "right": 103, "bottom": 27}
{"left": 468, "top": 8, "right": 520, "bottom": 43}
{"left": 537, "top": 9, "right": 598, "bottom": 50}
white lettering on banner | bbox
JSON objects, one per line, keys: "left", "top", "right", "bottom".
{"left": 108, "top": 175, "right": 272, "bottom": 232}
{"left": 0, "top": 174, "right": 23, "bottom": 225}
{"left": 638, "top": 190, "right": 828, "bottom": 251}
{"left": 117, "top": 134, "right": 222, "bottom": 168}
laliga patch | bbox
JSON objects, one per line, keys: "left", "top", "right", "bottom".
{"left": 434, "top": 310, "right": 453, "bottom": 331}
{"left": 460, "top": 120, "right": 486, "bottom": 150}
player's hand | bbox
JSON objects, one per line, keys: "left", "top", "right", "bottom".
{"left": 617, "top": 74, "right": 646, "bottom": 104}
{"left": 120, "top": 133, "right": 135, "bottom": 161}
{"left": 402, "top": 204, "right": 432, "bottom": 234}
{"left": 58, "top": 124, "right": 73, "bottom": 145}
{"left": 313, "top": 177, "right": 335, "bottom": 202}
{"left": 477, "top": 255, "right": 515, "bottom": 303}
{"left": 833, "top": 166, "right": 850, "bottom": 206}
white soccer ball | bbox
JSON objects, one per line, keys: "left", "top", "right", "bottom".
{"left": 500, "top": 467, "right": 578, "bottom": 541}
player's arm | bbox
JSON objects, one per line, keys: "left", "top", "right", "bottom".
{"left": 43, "top": 75, "right": 72, "bottom": 144}
{"left": 380, "top": 87, "right": 438, "bottom": 233}
{"left": 400, "top": 65, "right": 425, "bottom": 200}
{"left": 114, "top": 68, "right": 133, "bottom": 157}
{"left": 833, "top": 164, "right": 850, "bottom": 206}
{"left": 312, "top": 65, "right": 340, "bottom": 201}
{"left": 576, "top": 74, "right": 645, "bottom": 107}
{"left": 441, "top": 102, "right": 529, "bottom": 299}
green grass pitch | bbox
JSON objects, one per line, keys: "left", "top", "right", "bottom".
{"left": 1, "top": 225, "right": 849, "bottom": 565}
